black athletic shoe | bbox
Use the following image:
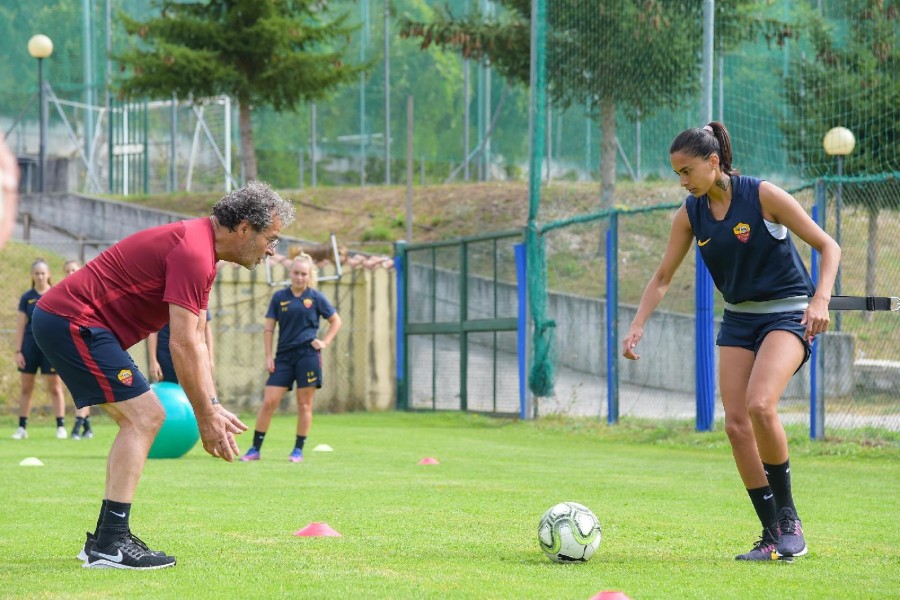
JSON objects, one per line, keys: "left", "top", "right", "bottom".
{"left": 77, "top": 531, "right": 167, "bottom": 562}
{"left": 735, "top": 526, "right": 780, "bottom": 561}
{"left": 776, "top": 507, "right": 808, "bottom": 557}
{"left": 84, "top": 534, "right": 176, "bottom": 570}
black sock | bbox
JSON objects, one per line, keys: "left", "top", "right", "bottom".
{"left": 18, "top": 416, "right": 27, "bottom": 428}
{"left": 56, "top": 417, "right": 65, "bottom": 428}
{"left": 295, "top": 435, "right": 306, "bottom": 451}
{"left": 746, "top": 486, "right": 778, "bottom": 530}
{"left": 253, "top": 430, "right": 266, "bottom": 450}
{"left": 94, "top": 499, "right": 107, "bottom": 536}
{"left": 82, "top": 417, "right": 92, "bottom": 433}
{"left": 96, "top": 500, "right": 131, "bottom": 548}
{"left": 73, "top": 417, "right": 84, "bottom": 434}
{"left": 763, "top": 459, "right": 797, "bottom": 515}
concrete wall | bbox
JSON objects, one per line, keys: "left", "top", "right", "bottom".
{"left": 408, "top": 262, "right": 856, "bottom": 398}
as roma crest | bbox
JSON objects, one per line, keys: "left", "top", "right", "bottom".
{"left": 303, "top": 298, "right": 313, "bottom": 309}
{"left": 117, "top": 369, "right": 134, "bottom": 386}
{"left": 732, "top": 222, "right": 751, "bottom": 243}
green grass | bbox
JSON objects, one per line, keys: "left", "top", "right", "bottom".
{"left": 1, "top": 412, "right": 898, "bottom": 599}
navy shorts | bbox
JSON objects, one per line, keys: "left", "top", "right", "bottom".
{"left": 266, "top": 344, "right": 323, "bottom": 391}
{"left": 31, "top": 306, "right": 151, "bottom": 408}
{"left": 717, "top": 309, "right": 811, "bottom": 369}
{"left": 157, "top": 352, "right": 178, "bottom": 384}
{"left": 19, "top": 334, "right": 56, "bottom": 375}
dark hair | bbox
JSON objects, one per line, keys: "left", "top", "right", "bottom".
{"left": 211, "top": 180, "right": 295, "bottom": 232}
{"left": 30, "top": 258, "right": 52, "bottom": 289}
{"left": 669, "top": 121, "right": 739, "bottom": 175}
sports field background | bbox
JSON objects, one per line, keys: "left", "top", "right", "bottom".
{"left": 2, "top": 412, "right": 898, "bottom": 599}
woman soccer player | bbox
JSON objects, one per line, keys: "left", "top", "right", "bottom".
{"left": 241, "top": 252, "right": 342, "bottom": 463}
{"left": 11, "top": 259, "right": 68, "bottom": 440}
{"left": 622, "top": 122, "right": 840, "bottom": 560}
{"left": 62, "top": 260, "right": 95, "bottom": 440}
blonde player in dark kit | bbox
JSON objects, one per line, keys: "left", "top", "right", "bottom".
{"left": 241, "top": 252, "right": 342, "bottom": 463}
{"left": 623, "top": 122, "right": 840, "bottom": 561}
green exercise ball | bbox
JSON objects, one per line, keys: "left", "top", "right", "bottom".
{"left": 148, "top": 382, "right": 200, "bottom": 459}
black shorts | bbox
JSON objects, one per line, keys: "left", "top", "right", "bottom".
{"left": 717, "top": 309, "right": 811, "bottom": 369}
{"left": 265, "top": 344, "right": 323, "bottom": 391}
{"left": 18, "top": 335, "right": 56, "bottom": 375}
{"left": 31, "top": 306, "right": 151, "bottom": 408}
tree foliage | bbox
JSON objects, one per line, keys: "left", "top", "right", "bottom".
{"left": 116, "top": 0, "right": 365, "bottom": 180}
{"left": 782, "top": 0, "right": 900, "bottom": 185}
{"left": 399, "top": 0, "right": 793, "bottom": 210}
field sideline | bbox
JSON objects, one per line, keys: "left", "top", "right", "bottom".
{"left": 1, "top": 411, "right": 898, "bottom": 599}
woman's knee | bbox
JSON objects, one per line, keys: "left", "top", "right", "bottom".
{"left": 724, "top": 416, "right": 753, "bottom": 442}
{"left": 747, "top": 395, "right": 778, "bottom": 423}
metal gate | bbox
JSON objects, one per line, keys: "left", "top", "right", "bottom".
{"left": 397, "top": 230, "right": 526, "bottom": 416}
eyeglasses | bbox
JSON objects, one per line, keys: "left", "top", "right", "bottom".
{"left": 262, "top": 232, "right": 280, "bottom": 250}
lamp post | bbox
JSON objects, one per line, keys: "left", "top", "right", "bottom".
{"left": 823, "top": 126, "right": 855, "bottom": 331}
{"left": 28, "top": 34, "right": 54, "bottom": 194}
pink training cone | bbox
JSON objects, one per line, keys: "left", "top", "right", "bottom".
{"left": 589, "top": 593, "right": 632, "bottom": 600}
{"left": 293, "top": 522, "right": 342, "bottom": 537}
{"left": 418, "top": 457, "right": 440, "bottom": 465}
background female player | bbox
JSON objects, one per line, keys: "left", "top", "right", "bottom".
{"left": 148, "top": 312, "right": 214, "bottom": 384}
{"left": 622, "top": 122, "right": 840, "bottom": 561}
{"left": 11, "top": 259, "right": 68, "bottom": 440}
{"left": 241, "top": 252, "right": 342, "bottom": 463}
{"left": 62, "top": 260, "right": 94, "bottom": 440}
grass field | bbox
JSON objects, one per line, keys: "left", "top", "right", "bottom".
{"left": 1, "top": 411, "right": 898, "bottom": 599}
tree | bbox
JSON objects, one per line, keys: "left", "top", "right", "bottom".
{"left": 782, "top": 0, "right": 900, "bottom": 303}
{"left": 116, "top": 0, "right": 365, "bottom": 181}
{"left": 399, "top": 0, "right": 790, "bottom": 213}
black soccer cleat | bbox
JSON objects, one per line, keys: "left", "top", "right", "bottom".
{"left": 735, "top": 526, "right": 780, "bottom": 561}
{"left": 78, "top": 531, "right": 167, "bottom": 561}
{"left": 776, "top": 507, "right": 808, "bottom": 557}
{"left": 83, "top": 534, "right": 176, "bottom": 570}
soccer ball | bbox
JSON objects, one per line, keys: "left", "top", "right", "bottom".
{"left": 537, "top": 502, "right": 602, "bottom": 562}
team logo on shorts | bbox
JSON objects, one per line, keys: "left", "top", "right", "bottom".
{"left": 117, "top": 369, "right": 134, "bottom": 386}
{"left": 732, "top": 222, "right": 751, "bottom": 243}
{"left": 303, "top": 299, "right": 313, "bottom": 308}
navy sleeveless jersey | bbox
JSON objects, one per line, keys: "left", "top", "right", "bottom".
{"left": 265, "top": 287, "right": 336, "bottom": 354}
{"left": 18, "top": 289, "right": 43, "bottom": 337}
{"left": 684, "top": 175, "right": 814, "bottom": 304}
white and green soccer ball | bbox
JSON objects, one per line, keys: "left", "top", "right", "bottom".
{"left": 537, "top": 501, "right": 602, "bottom": 562}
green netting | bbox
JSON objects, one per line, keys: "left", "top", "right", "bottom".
{"left": 523, "top": 0, "right": 899, "bottom": 430}
{"left": 1, "top": 1, "right": 896, "bottom": 190}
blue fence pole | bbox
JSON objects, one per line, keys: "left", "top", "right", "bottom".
{"left": 515, "top": 243, "right": 527, "bottom": 420}
{"left": 695, "top": 248, "right": 715, "bottom": 431}
{"left": 605, "top": 212, "right": 619, "bottom": 425}
{"left": 811, "top": 180, "right": 828, "bottom": 439}
{"left": 394, "top": 242, "right": 407, "bottom": 410}
{"left": 810, "top": 205, "right": 821, "bottom": 439}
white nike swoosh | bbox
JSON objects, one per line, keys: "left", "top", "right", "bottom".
{"left": 110, "top": 511, "right": 127, "bottom": 518}
{"left": 93, "top": 549, "right": 124, "bottom": 563}
{"left": 763, "top": 494, "right": 774, "bottom": 500}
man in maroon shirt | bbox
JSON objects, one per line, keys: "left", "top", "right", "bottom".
{"left": 32, "top": 180, "right": 295, "bottom": 570}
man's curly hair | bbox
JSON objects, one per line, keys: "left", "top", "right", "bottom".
{"left": 211, "top": 180, "right": 295, "bottom": 232}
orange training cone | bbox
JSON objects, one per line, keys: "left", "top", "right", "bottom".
{"left": 418, "top": 457, "right": 440, "bottom": 465}
{"left": 293, "top": 522, "right": 342, "bottom": 537}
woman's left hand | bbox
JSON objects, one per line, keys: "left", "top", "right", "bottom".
{"left": 801, "top": 296, "right": 831, "bottom": 341}
{"left": 311, "top": 339, "right": 327, "bottom": 350}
